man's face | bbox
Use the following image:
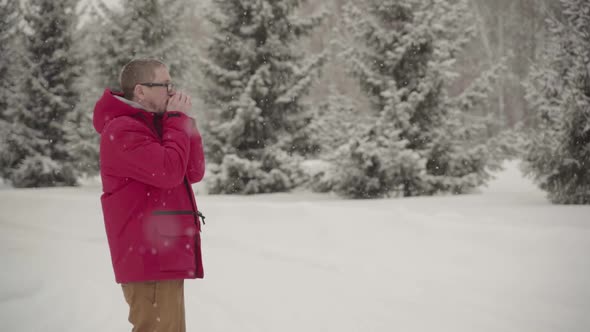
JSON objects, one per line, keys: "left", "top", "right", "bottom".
{"left": 139, "top": 66, "right": 173, "bottom": 114}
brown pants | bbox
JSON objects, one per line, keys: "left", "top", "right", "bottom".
{"left": 121, "top": 280, "right": 186, "bottom": 332}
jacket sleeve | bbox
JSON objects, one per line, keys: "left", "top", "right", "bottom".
{"left": 101, "top": 113, "right": 191, "bottom": 188}
{"left": 186, "top": 119, "right": 205, "bottom": 184}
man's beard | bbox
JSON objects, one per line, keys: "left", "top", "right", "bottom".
{"left": 146, "top": 99, "right": 167, "bottom": 114}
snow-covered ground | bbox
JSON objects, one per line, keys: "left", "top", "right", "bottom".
{"left": 1, "top": 161, "right": 589, "bottom": 332}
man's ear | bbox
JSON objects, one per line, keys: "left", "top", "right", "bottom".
{"left": 133, "top": 84, "right": 144, "bottom": 101}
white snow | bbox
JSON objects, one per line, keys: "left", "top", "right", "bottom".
{"left": 1, "top": 161, "right": 589, "bottom": 332}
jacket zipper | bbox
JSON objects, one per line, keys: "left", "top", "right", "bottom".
{"left": 151, "top": 208, "right": 204, "bottom": 227}
{"left": 152, "top": 210, "right": 194, "bottom": 216}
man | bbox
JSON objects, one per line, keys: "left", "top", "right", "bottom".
{"left": 93, "top": 58, "right": 205, "bottom": 332}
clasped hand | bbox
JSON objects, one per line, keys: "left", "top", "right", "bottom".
{"left": 166, "top": 91, "right": 192, "bottom": 114}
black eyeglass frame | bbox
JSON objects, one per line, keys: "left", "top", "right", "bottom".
{"left": 138, "top": 82, "right": 176, "bottom": 94}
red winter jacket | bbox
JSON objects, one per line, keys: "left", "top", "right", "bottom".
{"left": 93, "top": 89, "right": 205, "bottom": 284}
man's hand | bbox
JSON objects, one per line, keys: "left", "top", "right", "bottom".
{"left": 166, "top": 91, "right": 192, "bottom": 113}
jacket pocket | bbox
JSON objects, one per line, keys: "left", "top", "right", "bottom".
{"left": 151, "top": 211, "right": 197, "bottom": 272}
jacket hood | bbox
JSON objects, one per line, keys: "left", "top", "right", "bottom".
{"left": 93, "top": 89, "right": 149, "bottom": 134}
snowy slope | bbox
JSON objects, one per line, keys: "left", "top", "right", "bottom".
{"left": 1, "top": 161, "right": 589, "bottom": 332}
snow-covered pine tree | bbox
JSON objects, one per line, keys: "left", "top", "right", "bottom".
{"left": 304, "top": 87, "right": 374, "bottom": 193}
{"left": 3, "top": 0, "right": 81, "bottom": 187}
{"left": 308, "top": 88, "right": 372, "bottom": 156}
{"left": 523, "top": 0, "right": 590, "bottom": 204}
{"left": 63, "top": 4, "right": 102, "bottom": 178}
{"left": 92, "top": 0, "right": 197, "bottom": 93}
{"left": 0, "top": 0, "right": 21, "bottom": 122}
{"left": 201, "top": 0, "right": 326, "bottom": 194}
{"left": 333, "top": 0, "right": 500, "bottom": 198}
{"left": 0, "top": 0, "right": 23, "bottom": 181}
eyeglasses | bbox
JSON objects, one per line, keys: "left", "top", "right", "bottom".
{"left": 138, "top": 82, "right": 176, "bottom": 94}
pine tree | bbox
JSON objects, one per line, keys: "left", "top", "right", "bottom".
{"left": 523, "top": 0, "right": 590, "bottom": 204}
{"left": 92, "top": 0, "right": 197, "bottom": 93}
{"left": 304, "top": 88, "right": 374, "bottom": 193}
{"left": 0, "top": 0, "right": 22, "bottom": 182}
{"left": 0, "top": 0, "right": 21, "bottom": 124}
{"left": 201, "top": 0, "right": 326, "bottom": 194}
{"left": 308, "top": 88, "right": 372, "bottom": 155}
{"left": 64, "top": 4, "right": 101, "bottom": 178}
{"left": 334, "top": 0, "right": 500, "bottom": 198}
{"left": 2, "top": 0, "right": 81, "bottom": 187}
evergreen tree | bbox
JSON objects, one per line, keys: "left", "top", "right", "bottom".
{"left": 334, "top": 0, "right": 501, "bottom": 198}
{"left": 64, "top": 4, "right": 102, "bottom": 177}
{"left": 304, "top": 88, "right": 374, "bottom": 193}
{"left": 2, "top": 0, "right": 81, "bottom": 187}
{"left": 201, "top": 0, "right": 326, "bottom": 194}
{"left": 308, "top": 88, "right": 372, "bottom": 155}
{"left": 523, "top": 0, "right": 590, "bottom": 204}
{"left": 0, "top": 0, "right": 21, "bottom": 122}
{"left": 0, "top": 0, "right": 23, "bottom": 181}
{"left": 92, "top": 0, "right": 197, "bottom": 92}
